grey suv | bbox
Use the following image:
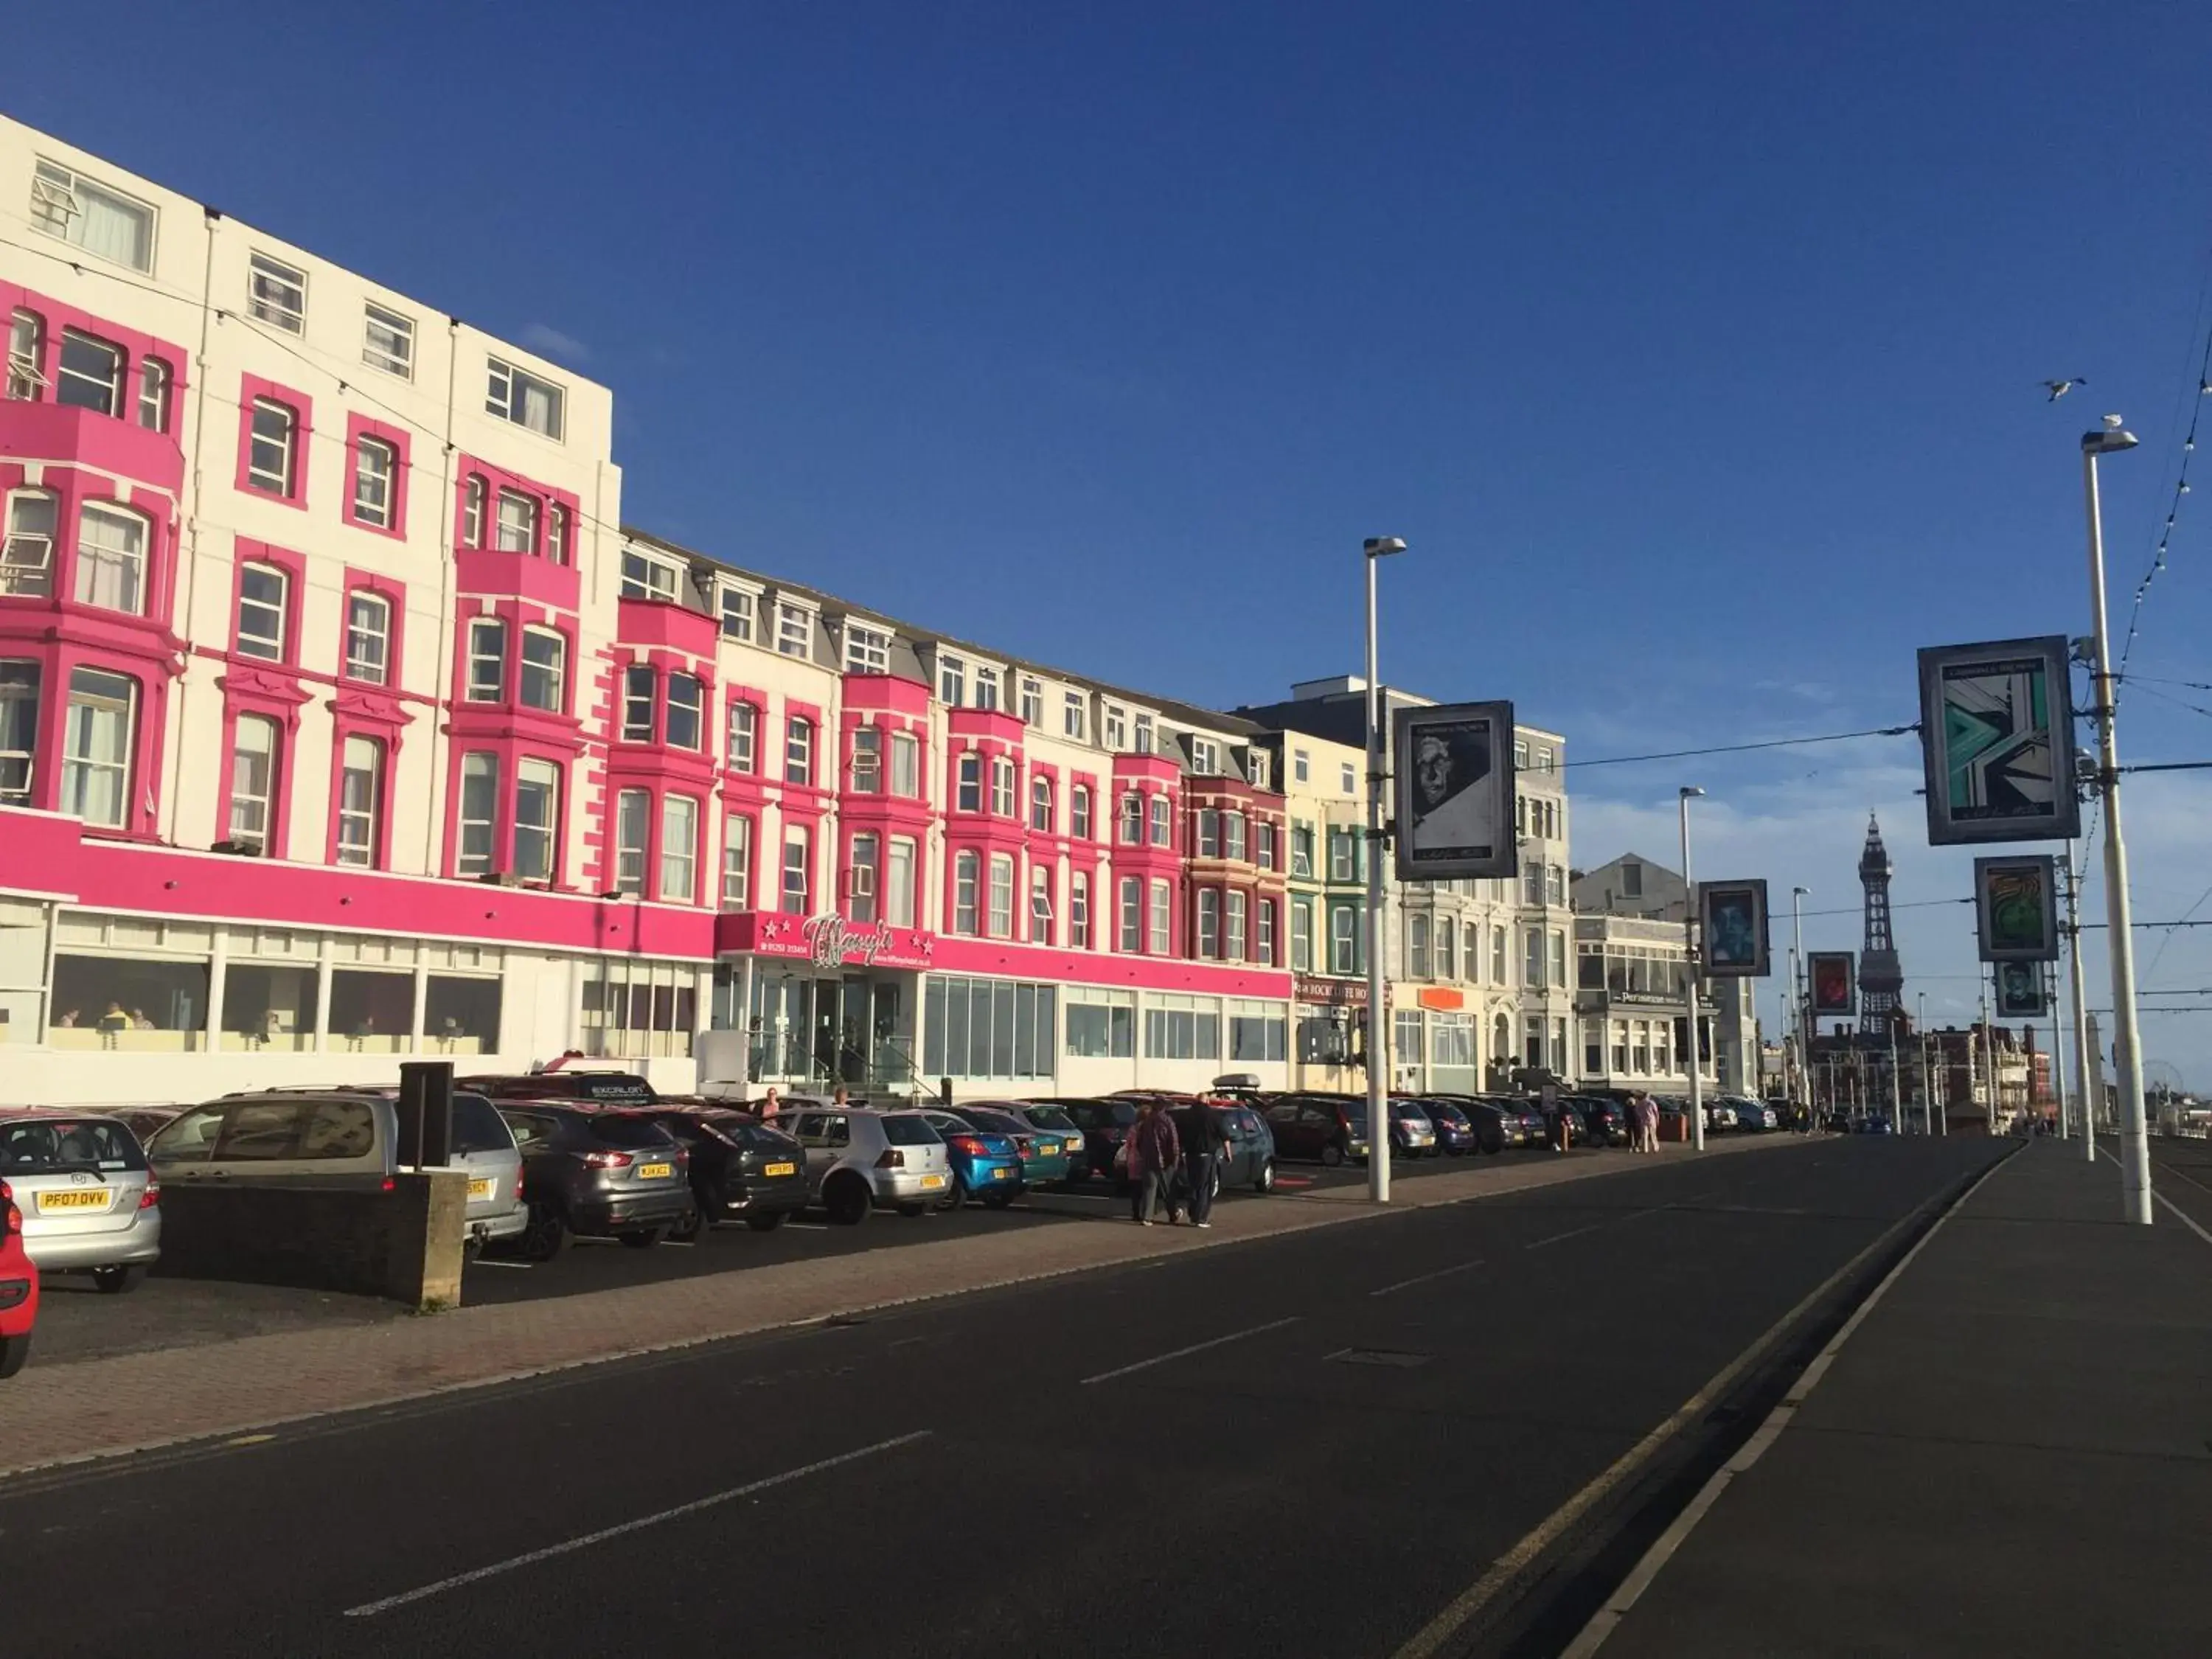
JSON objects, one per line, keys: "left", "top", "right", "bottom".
{"left": 495, "top": 1104, "right": 695, "bottom": 1258}
{"left": 782, "top": 1107, "right": 951, "bottom": 1225}
{"left": 145, "top": 1088, "right": 526, "bottom": 1255}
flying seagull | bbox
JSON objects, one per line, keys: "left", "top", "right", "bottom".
{"left": 2042, "top": 378, "right": 2086, "bottom": 401}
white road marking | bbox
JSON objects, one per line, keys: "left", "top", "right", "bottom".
{"left": 1371, "top": 1259, "right": 1486, "bottom": 1298}
{"left": 2099, "top": 1146, "right": 2212, "bottom": 1248}
{"left": 1079, "top": 1317, "right": 1301, "bottom": 1385}
{"left": 467, "top": 1259, "right": 532, "bottom": 1270}
{"left": 342, "top": 1431, "right": 933, "bottom": 1617}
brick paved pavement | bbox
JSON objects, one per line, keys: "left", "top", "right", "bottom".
{"left": 0, "top": 1135, "right": 1807, "bottom": 1478}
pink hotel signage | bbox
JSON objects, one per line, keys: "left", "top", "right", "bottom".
{"left": 716, "top": 911, "right": 937, "bottom": 971}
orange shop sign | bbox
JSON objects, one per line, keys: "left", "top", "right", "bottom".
{"left": 1416, "top": 987, "right": 1465, "bottom": 1012}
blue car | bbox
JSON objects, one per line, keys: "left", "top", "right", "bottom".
{"left": 920, "top": 1110, "right": 1025, "bottom": 1208}
{"left": 1854, "top": 1115, "right": 1896, "bottom": 1135}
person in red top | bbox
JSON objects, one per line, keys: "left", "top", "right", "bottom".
{"left": 1126, "top": 1099, "right": 1183, "bottom": 1225}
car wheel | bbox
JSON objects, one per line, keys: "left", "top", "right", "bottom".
{"left": 1254, "top": 1158, "right": 1276, "bottom": 1194}
{"left": 940, "top": 1172, "right": 969, "bottom": 1212}
{"left": 1321, "top": 1141, "right": 1344, "bottom": 1168}
{"left": 619, "top": 1225, "right": 668, "bottom": 1250}
{"left": 824, "top": 1176, "right": 872, "bottom": 1226}
{"left": 744, "top": 1211, "right": 787, "bottom": 1233}
{"left": 91, "top": 1264, "right": 142, "bottom": 1295}
{"left": 1209, "top": 1164, "right": 1222, "bottom": 1203}
{"left": 0, "top": 1332, "right": 27, "bottom": 1380}
{"left": 670, "top": 1201, "right": 707, "bottom": 1243}
{"left": 523, "top": 1201, "right": 571, "bottom": 1262}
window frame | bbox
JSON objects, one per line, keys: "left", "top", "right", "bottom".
{"left": 953, "top": 850, "right": 981, "bottom": 935}
{"left": 775, "top": 600, "right": 814, "bottom": 661}
{"left": 664, "top": 672, "right": 703, "bottom": 751}
{"left": 335, "top": 733, "right": 384, "bottom": 867}
{"left": 234, "top": 562, "right": 290, "bottom": 662}
{"left": 1071, "top": 785, "right": 1092, "bottom": 840}
{"left": 1029, "top": 864, "right": 1054, "bottom": 942}
{"left": 513, "top": 757, "right": 561, "bottom": 882}
{"left": 494, "top": 488, "right": 540, "bottom": 556}
{"left": 2, "top": 490, "right": 57, "bottom": 598}
{"left": 847, "top": 831, "right": 880, "bottom": 924}
{"left": 519, "top": 626, "right": 566, "bottom": 714}
{"left": 844, "top": 621, "right": 892, "bottom": 675}
{"left": 849, "top": 726, "right": 883, "bottom": 793}
{"left": 31, "top": 160, "right": 156, "bottom": 273}
{"left": 658, "top": 794, "right": 698, "bottom": 902}
{"left": 485, "top": 356, "right": 566, "bottom": 441}
{"left": 456, "top": 753, "right": 499, "bottom": 877}
{"left": 226, "top": 712, "right": 280, "bottom": 851}
{"left": 891, "top": 731, "right": 919, "bottom": 797}
{"left": 341, "top": 590, "right": 392, "bottom": 685}
{"left": 467, "top": 619, "right": 509, "bottom": 703}
{"left": 362, "top": 302, "right": 414, "bottom": 378}
{"left": 73, "top": 501, "right": 148, "bottom": 616}
{"left": 246, "top": 397, "right": 299, "bottom": 496}
{"left": 60, "top": 667, "right": 135, "bottom": 829}
{"left": 886, "top": 837, "right": 917, "bottom": 928}
{"left": 991, "top": 757, "right": 1015, "bottom": 818}
{"left": 721, "top": 814, "right": 754, "bottom": 911}
{"left": 247, "top": 252, "right": 307, "bottom": 333}
{"left": 726, "top": 700, "right": 757, "bottom": 773}
{"left": 55, "top": 328, "right": 122, "bottom": 416}
{"left": 613, "top": 787, "right": 650, "bottom": 895}
{"left": 785, "top": 715, "right": 814, "bottom": 786}
{"left": 351, "top": 434, "right": 398, "bottom": 529}
{"left": 621, "top": 664, "right": 656, "bottom": 741}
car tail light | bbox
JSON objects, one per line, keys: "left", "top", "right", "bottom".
{"left": 947, "top": 1135, "right": 984, "bottom": 1156}
{"left": 380, "top": 1176, "right": 397, "bottom": 1193}
{"left": 583, "top": 1150, "right": 634, "bottom": 1169}
{"left": 1, "top": 1178, "right": 16, "bottom": 1237}
{"left": 515, "top": 1169, "right": 526, "bottom": 1200}
{"left": 139, "top": 1179, "right": 161, "bottom": 1210}
{"left": 1018, "top": 1141, "right": 1037, "bottom": 1158}
{"left": 875, "top": 1148, "right": 906, "bottom": 1169}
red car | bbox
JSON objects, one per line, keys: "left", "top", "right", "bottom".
{"left": 1, "top": 1178, "right": 38, "bottom": 1379}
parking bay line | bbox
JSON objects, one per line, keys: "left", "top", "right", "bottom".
{"left": 1078, "top": 1317, "right": 1301, "bottom": 1385}
{"left": 341, "top": 1431, "right": 933, "bottom": 1618}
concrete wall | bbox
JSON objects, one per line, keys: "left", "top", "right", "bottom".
{"left": 153, "top": 1169, "right": 465, "bottom": 1309}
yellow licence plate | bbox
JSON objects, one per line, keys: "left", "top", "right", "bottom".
{"left": 636, "top": 1163, "right": 673, "bottom": 1180}
{"left": 990, "top": 1166, "right": 1014, "bottom": 1180}
{"left": 467, "top": 1178, "right": 495, "bottom": 1200}
{"left": 920, "top": 1174, "right": 947, "bottom": 1190}
{"left": 38, "top": 1189, "right": 110, "bottom": 1211}
{"left": 764, "top": 1161, "right": 796, "bottom": 1178}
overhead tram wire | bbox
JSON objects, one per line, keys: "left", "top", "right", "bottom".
{"left": 2117, "top": 227, "right": 2212, "bottom": 682}
{"left": 1562, "top": 723, "right": 1919, "bottom": 771}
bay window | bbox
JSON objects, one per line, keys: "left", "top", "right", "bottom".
{"left": 1197, "top": 810, "right": 1220, "bottom": 858}
{"left": 658, "top": 794, "right": 698, "bottom": 902}
{"left": 55, "top": 330, "right": 122, "bottom": 414}
{"left": 850, "top": 727, "right": 882, "bottom": 793}
{"left": 891, "top": 731, "right": 919, "bottom": 796}
{"left": 1148, "top": 878, "right": 1171, "bottom": 955}
{"left": 957, "top": 753, "right": 981, "bottom": 812}
{"left": 613, "top": 788, "right": 649, "bottom": 894}
{"left": 1197, "top": 889, "right": 1220, "bottom": 959}
{"left": 848, "top": 832, "right": 880, "bottom": 923}
{"left": 0, "top": 661, "right": 37, "bottom": 804}
{"left": 622, "top": 664, "right": 655, "bottom": 741}
{"left": 520, "top": 627, "right": 566, "bottom": 712}
{"left": 60, "top": 669, "right": 133, "bottom": 829}
{"left": 665, "top": 672, "right": 702, "bottom": 750}
{"left": 467, "top": 619, "right": 507, "bottom": 702}
{"left": 1224, "top": 813, "right": 1246, "bottom": 863}
{"left": 2, "top": 491, "right": 55, "bottom": 597}
{"left": 988, "top": 853, "right": 1015, "bottom": 938}
{"left": 1118, "top": 877, "right": 1141, "bottom": 952}
{"left": 1226, "top": 891, "right": 1248, "bottom": 961}
{"left": 494, "top": 490, "right": 538, "bottom": 554}
{"left": 886, "top": 838, "right": 917, "bottom": 927}
{"left": 456, "top": 754, "right": 498, "bottom": 875}
{"left": 74, "top": 502, "right": 147, "bottom": 614}
{"left": 1255, "top": 897, "right": 1275, "bottom": 965}
{"left": 991, "top": 757, "right": 1015, "bottom": 817}
{"left": 514, "top": 759, "right": 560, "bottom": 881}
{"left": 1148, "top": 796, "right": 1169, "bottom": 846}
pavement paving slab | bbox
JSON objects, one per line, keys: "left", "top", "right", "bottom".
{"left": 1585, "top": 1140, "right": 2212, "bottom": 1659}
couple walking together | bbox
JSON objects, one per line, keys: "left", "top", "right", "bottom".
{"left": 1125, "top": 1097, "right": 1228, "bottom": 1228}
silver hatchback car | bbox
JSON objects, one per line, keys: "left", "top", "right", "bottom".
{"left": 0, "top": 1109, "right": 162, "bottom": 1293}
{"left": 782, "top": 1107, "right": 951, "bottom": 1224}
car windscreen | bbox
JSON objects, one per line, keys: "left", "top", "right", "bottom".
{"left": 449, "top": 1094, "right": 515, "bottom": 1155}
{"left": 0, "top": 1117, "right": 147, "bottom": 1174}
{"left": 1023, "top": 1106, "right": 1079, "bottom": 1132}
{"left": 585, "top": 1114, "right": 676, "bottom": 1150}
{"left": 880, "top": 1116, "right": 944, "bottom": 1147}
{"left": 960, "top": 1110, "right": 1029, "bottom": 1137}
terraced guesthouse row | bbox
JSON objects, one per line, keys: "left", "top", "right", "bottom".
{"left": 0, "top": 116, "right": 1627, "bottom": 1107}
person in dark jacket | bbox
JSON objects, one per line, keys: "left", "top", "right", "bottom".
{"left": 1126, "top": 1099, "right": 1183, "bottom": 1225}
{"left": 1169, "top": 1099, "right": 1230, "bottom": 1228}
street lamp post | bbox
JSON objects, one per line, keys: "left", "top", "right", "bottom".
{"left": 1680, "top": 787, "right": 1707, "bottom": 1152}
{"left": 2049, "top": 962, "right": 2070, "bottom": 1143}
{"left": 2081, "top": 420, "right": 2153, "bottom": 1222}
{"left": 1791, "top": 886, "right": 1809, "bottom": 1121}
{"left": 2063, "top": 844, "right": 2095, "bottom": 1164}
{"left": 1363, "top": 537, "right": 1405, "bottom": 1206}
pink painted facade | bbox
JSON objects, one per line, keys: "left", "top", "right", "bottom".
{"left": 0, "top": 115, "right": 1293, "bottom": 1103}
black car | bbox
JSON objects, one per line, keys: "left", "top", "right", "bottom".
{"left": 1261, "top": 1093, "right": 1371, "bottom": 1166}
{"left": 1055, "top": 1098, "right": 1140, "bottom": 1181}
{"left": 495, "top": 1104, "right": 695, "bottom": 1257}
{"left": 1436, "top": 1096, "right": 1512, "bottom": 1153}
{"left": 644, "top": 1110, "right": 808, "bottom": 1238}
{"left": 1570, "top": 1097, "right": 1630, "bottom": 1147}
{"left": 1413, "top": 1098, "right": 1481, "bottom": 1156}
{"left": 464, "top": 1070, "right": 659, "bottom": 1107}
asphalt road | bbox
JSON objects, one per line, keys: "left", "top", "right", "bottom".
{"left": 0, "top": 1137, "right": 2007, "bottom": 1659}
{"left": 2143, "top": 1133, "right": 2212, "bottom": 1235}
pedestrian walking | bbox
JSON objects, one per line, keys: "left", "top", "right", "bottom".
{"left": 1126, "top": 1099, "right": 1183, "bottom": 1225}
{"left": 758, "top": 1086, "right": 782, "bottom": 1122}
{"left": 1636, "top": 1091, "right": 1660, "bottom": 1154}
{"left": 1551, "top": 1098, "right": 1573, "bottom": 1153}
{"left": 1169, "top": 1096, "right": 1229, "bottom": 1228}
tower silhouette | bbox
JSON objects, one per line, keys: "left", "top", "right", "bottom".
{"left": 1857, "top": 813, "right": 1905, "bottom": 1038}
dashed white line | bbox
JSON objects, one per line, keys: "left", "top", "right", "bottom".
{"left": 1079, "top": 1317, "right": 1301, "bottom": 1385}
{"left": 1371, "top": 1259, "right": 1486, "bottom": 1298}
{"left": 342, "top": 1430, "right": 933, "bottom": 1616}
{"left": 2099, "top": 1146, "right": 2212, "bottom": 1248}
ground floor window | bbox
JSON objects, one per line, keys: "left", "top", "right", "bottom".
{"left": 1228, "top": 998, "right": 1286, "bottom": 1062}
{"left": 1065, "top": 987, "right": 1134, "bottom": 1058}
{"left": 220, "top": 961, "right": 317, "bottom": 1051}
{"left": 425, "top": 974, "right": 501, "bottom": 1052}
{"left": 1143, "top": 992, "right": 1219, "bottom": 1062}
{"left": 924, "top": 974, "right": 1056, "bottom": 1079}
{"left": 1298, "top": 1007, "right": 1354, "bottom": 1065}
{"left": 1394, "top": 1009, "right": 1425, "bottom": 1068}
{"left": 1433, "top": 1012, "right": 1475, "bottom": 1068}
{"left": 581, "top": 957, "right": 698, "bottom": 1060}
{"left": 51, "top": 952, "right": 207, "bottom": 1048}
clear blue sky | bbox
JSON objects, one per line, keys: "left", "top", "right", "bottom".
{"left": 18, "top": 1, "right": 2212, "bottom": 1082}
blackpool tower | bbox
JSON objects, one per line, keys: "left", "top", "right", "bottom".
{"left": 1857, "top": 813, "right": 1906, "bottom": 1038}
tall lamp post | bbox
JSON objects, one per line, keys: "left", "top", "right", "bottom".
{"left": 2081, "top": 417, "right": 2153, "bottom": 1223}
{"left": 1680, "top": 786, "right": 1707, "bottom": 1151}
{"left": 2063, "top": 843, "right": 2095, "bottom": 1164}
{"left": 1790, "top": 886, "right": 1809, "bottom": 1119}
{"left": 1363, "top": 536, "right": 1405, "bottom": 1206}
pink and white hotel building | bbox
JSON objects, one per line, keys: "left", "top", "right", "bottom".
{"left": 0, "top": 118, "right": 1292, "bottom": 1105}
